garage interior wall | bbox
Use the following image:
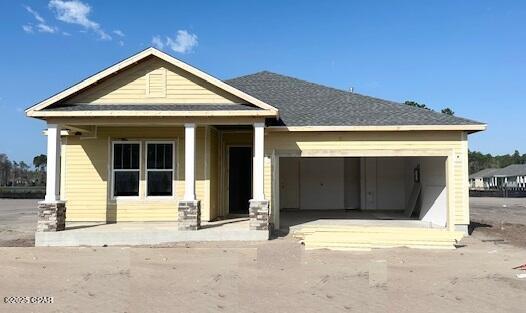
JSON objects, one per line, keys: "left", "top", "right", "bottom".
{"left": 279, "top": 157, "right": 447, "bottom": 225}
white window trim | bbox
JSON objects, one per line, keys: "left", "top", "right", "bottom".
{"left": 145, "top": 141, "right": 177, "bottom": 199}
{"left": 111, "top": 141, "right": 142, "bottom": 200}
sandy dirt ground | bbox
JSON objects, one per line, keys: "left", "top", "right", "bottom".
{"left": 470, "top": 197, "right": 526, "bottom": 248}
{"left": 0, "top": 199, "right": 38, "bottom": 247}
{"left": 0, "top": 198, "right": 525, "bottom": 313}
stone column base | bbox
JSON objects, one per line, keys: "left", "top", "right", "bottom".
{"left": 178, "top": 200, "right": 201, "bottom": 230}
{"left": 37, "top": 201, "right": 66, "bottom": 232}
{"left": 249, "top": 199, "right": 270, "bottom": 230}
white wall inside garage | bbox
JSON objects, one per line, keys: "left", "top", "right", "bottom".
{"left": 405, "top": 156, "right": 447, "bottom": 226}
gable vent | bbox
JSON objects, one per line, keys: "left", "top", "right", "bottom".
{"left": 146, "top": 68, "right": 166, "bottom": 97}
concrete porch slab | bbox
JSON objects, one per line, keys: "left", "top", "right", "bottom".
{"left": 35, "top": 219, "right": 269, "bottom": 247}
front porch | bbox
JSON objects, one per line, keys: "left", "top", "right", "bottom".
{"left": 35, "top": 217, "right": 268, "bottom": 247}
{"left": 37, "top": 119, "right": 272, "bottom": 239}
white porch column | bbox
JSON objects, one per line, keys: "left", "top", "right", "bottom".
{"left": 249, "top": 122, "right": 269, "bottom": 233}
{"left": 45, "top": 123, "right": 61, "bottom": 202}
{"left": 184, "top": 123, "right": 196, "bottom": 201}
{"left": 38, "top": 123, "right": 66, "bottom": 232}
{"left": 252, "top": 122, "right": 265, "bottom": 201}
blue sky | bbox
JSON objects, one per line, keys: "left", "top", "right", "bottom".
{"left": 1, "top": 0, "right": 525, "bottom": 165}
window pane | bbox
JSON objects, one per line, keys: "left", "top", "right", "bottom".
{"left": 114, "top": 143, "right": 139, "bottom": 170}
{"left": 147, "top": 171, "right": 173, "bottom": 196}
{"left": 113, "top": 144, "right": 122, "bottom": 169}
{"left": 147, "top": 143, "right": 172, "bottom": 169}
{"left": 156, "top": 144, "right": 165, "bottom": 169}
{"left": 147, "top": 144, "right": 156, "bottom": 169}
{"left": 114, "top": 171, "right": 139, "bottom": 196}
{"left": 122, "top": 144, "right": 131, "bottom": 168}
{"left": 131, "top": 144, "right": 139, "bottom": 169}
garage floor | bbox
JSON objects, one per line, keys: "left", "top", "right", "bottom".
{"left": 279, "top": 209, "right": 436, "bottom": 232}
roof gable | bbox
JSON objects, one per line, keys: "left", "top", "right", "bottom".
{"left": 65, "top": 56, "right": 243, "bottom": 105}
{"left": 26, "top": 48, "right": 278, "bottom": 116}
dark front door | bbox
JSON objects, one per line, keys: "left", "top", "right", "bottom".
{"left": 228, "top": 147, "right": 252, "bottom": 214}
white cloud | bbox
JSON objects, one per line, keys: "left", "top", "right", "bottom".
{"left": 151, "top": 35, "right": 164, "bottom": 50}
{"left": 23, "top": 5, "right": 58, "bottom": 34}
{"left": 22, "top": 24, "right": 34, "bottom": 33}
{"left": 113, "top": 30, "right": 124, "bottom": 37}
{"left": 49, "top": 0, "right": 111, "bottom": 40}
{"left": 25, "top": 6, "right": 45, "bottom": 23}
{"left": 36, "top": 23, "right": 57, "bottom": 33}
{"left": 166, "top": 30, "right": 198, "bottom": 53}
{"left": 151, "top": 30, "right": 198, "bottom": 54}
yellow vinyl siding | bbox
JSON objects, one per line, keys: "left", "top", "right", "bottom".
{"left": 62, "top": 126, "right": 469, "bottom": 226}
{"left": 63, "top": 126, "right": 211, "bottom": 222}
{"left": 66, "top": 57, "right": 245, "bottom": 104}
{"left": 265, "top": 130, "right": 469, "bottom": 226}
{"left": 63, "top": 136, "right": 109, "bottom": 221}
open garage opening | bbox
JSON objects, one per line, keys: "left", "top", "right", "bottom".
{"left": 277, "top": 156, "right": 448, "bottom": 231}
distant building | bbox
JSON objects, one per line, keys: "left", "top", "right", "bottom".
{"left": 469, "top": 164, "right": 526, "bottom": 189}
{"left": 493, "top": 164, "right": 526, "bottom": 188}
{"left": 469, "top": 168, "right": 499, "bottom": 189}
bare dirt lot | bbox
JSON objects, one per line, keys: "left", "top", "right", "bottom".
{"left": 470, "top": 197, "right": 526, "bottom": 248}
{"left": 0, "top": 199, "right": 38, "bottom": 247}
{"left": 0, "top": 198, "right": 525, "bottom": 313}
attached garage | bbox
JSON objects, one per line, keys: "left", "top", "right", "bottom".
{"left": 277, "top": 156, "right": 448, "bottom": 229}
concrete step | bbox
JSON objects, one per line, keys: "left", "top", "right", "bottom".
{"left": 293, "top": 225, "right": 463, "bottom": 251}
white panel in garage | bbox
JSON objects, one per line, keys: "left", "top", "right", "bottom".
{"left": 344, "top": 158, "right": 361, "bottom": 209}
{"left": 300, "top": 158, "right": 344, "bottom": 210}
{"left": 376, "top": 157, "right": 407, "bottom": 210}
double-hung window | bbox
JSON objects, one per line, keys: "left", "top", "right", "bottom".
{"left": 146, "top": 142, "right": 174, "bottom": 197}
{"left": 112, "top": 142, "right": 140, "bottom": 197}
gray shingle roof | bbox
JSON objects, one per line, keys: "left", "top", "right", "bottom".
{"left": 493, "top": 164, "right": 526, "bottom": 177}
{"left": 43, "top": 103, "right": 259, "bottom": 111}
{"left": 469, "top": 168, "right": 499, "bottom": 179}
{"left": 226, "top": 71, "right": 484, "bottom": 127}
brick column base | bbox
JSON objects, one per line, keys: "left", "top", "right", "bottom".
{"left": 249, "top": 200, "right": 269, "bottom": 230}
{"left": 178, "top": 200, "right": 201, "bottom": 230}
{"left": 37, "top": 201, "right": 66, "bottom": 232}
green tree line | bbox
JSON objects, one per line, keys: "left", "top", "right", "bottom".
{"left": 0, "top": 153, "right": 47, "bottom": 186}
{"left": 469, "top": 150, "right": 526, "bottom": 174}
{"left": 404, "top": 101, "right": 455, "bottom": 115}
